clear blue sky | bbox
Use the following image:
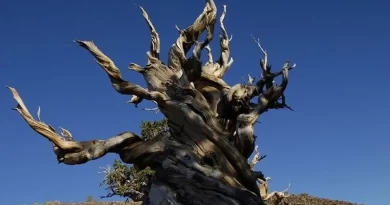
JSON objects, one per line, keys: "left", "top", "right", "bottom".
{"left": 1, "top": 0, "right": 389, "bottom": 204}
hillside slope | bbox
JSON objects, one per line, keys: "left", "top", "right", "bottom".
{"left": 41, "top": 194, "right": 363, "bottom": 205}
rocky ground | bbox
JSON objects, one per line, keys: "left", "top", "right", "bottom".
{"left": 266, "top": 194, "right": 363, "bottom": 205}
{"left": 37, "top": 194, "right": 363, "bottom": 205}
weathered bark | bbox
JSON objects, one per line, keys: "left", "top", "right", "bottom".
{"left": 8, "top": 1, "right": 297, "bottom": 205}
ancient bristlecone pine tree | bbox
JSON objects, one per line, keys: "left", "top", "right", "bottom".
{"left": 8, "top": 1, "right": 296, "bottom": 205}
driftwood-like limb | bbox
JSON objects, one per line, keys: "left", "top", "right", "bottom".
{"left": 262, "top": 179, "right": 291, "bottom": 201}
{"left": 189, "top": 5, "right": 235, "bottom": 116}
{"left": 139, "top": 6, "right": 160, "bottom": 61}
{"left": 7, "top": 87, "right": 146, "bottom": 165}
{"left": 127, "top": 63, "right": 145, "bottom": 105}
{"left": 74, "top": 40, "right": 167, "bottom": 105}
{"left": 202, "top": 5, "right": 233, "bottom": 78}
{"left": 258, "top": 177, "right": 269, "bottom": 199}
{"left": 168, "top": 0, "right": 217, "bottom": 78}
{"left": 8, "top": 87, "right": 82, "bottom": 151}
{"left": 257, "top": 177, "right": 291, "bottom": 201}
{"left": 206, "top": 5, "right": 234, "bottom": 78}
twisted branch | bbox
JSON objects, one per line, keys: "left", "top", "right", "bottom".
{"left": 203, "top": 5, "right": 234, "bottom": 78}
{"left": 168, "top": 0, "right": 217, "bottom": 77}
{"left": 8, "top": 87, "right": 82, "bottom": 151}
{"left": 74, "top": 40, "right": 167, "bottom": 105}
{"left": 7, "top": 87, "right": 144, "bottom": 165}
{"left": 261, "top": 178, "right": 291, "bottom": 201}
{"left": 139, "top": 6, "right": 160, "bottom": 61}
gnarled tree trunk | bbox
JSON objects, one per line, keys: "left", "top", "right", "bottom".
{"left": 8, "top": 1, "right": 296, "bottom": 204}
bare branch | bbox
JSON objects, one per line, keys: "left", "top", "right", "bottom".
{"left": 74, "top": 40, "right": 167, "bottom": 104}
{"left": 205, "top": 45, "right": 214, "bottom": 64}
{"left": 8, "top": 86, "right": 148, "bottom": 165}
{"left": 220, "top": 5, "right": 228, "bottom": 40}
{"left": 8, "top": 86, "right": 83, "bottom": 151}
{"left": 250, "top": 145, "right": 267, "bottom": 170}
{"left": 139, "top": 6, "right": 160, "bottom": 60}
{"left": 254, "top": 59, "right": 296, "bottom": 95}
{"left": 59, "top": 127, "right": 73, "bottom": 141}
{"left": 189, "top": 5, "right": 233, "bottom": 116}
{"left": 273, "top": 61, "right": 296, "bottom": 77}
{"left": 185, "top": 0, "right": 217, "bottom": 53}
{"left": 142, "top": 107, "right": 159, "bottom": 113}
{"left": 128, "top": 63, "right": 145, "bottom": 73}
{"left": 175, "top": 25, "right": 181, "bottom": 32}
{"left": 251, "top": 35, "right": 267, "bottom": 74}
{"left": 215, "top": 5, "right": 234, "bottom": 78}
{"left": 126, "top": 63, "right": 145, "bottom": 104}
{"left": 227, "top": 68, "right": 292, "bottom": 159}
{"left": 247, "top": 74, "right": 256, "bottom": 85}
{"left": 201, "top": 5, "right": 233, "bottom": 79}
{"left": 257, "top": 177, "right": 291, "bottom": 201}
{"left": 37, "top": 106, "right": 41, "bottom": 121}
{"left": 168, "top": 0, "right": 217, "bottom": 75}
{"left": 263, "top": 182, "right": 291, "bottom": 201}
{"left": 263, "top": 66, "right": 289, "bottom": 103}
{"left": 142, "top": 101, "right": 160, "bottom": 113}
{"left": 127, "top": 95, "right": 143, "bottom": 107}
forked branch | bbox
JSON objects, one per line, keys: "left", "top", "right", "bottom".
{"left": 202, "top": 5, "right": 233, "bottom": 78}
{"left": 125, "top": 6, "right": 161, "bottom": 106}
{"left": 74, "top": 40, "right": 167, "bottom": 105}
{"left": 183, "top": 0, "right": 217, "bottom": 54}
{"left": 228, "top": 55, "right": 292, "bottom": 159}
{"left": 168, "top": 0, "right": 217, "bottom": 75}
{"left": 250, "top": 35, "right": 296, "bottom": 96}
